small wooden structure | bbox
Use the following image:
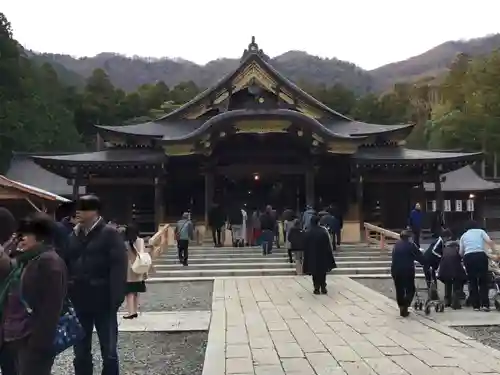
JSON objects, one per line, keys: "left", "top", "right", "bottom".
{"left": 0, "top": 175, "right": 70, "bottom": 217}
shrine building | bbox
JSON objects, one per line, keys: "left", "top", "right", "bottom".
{"left": 31, "top": 38, "right": 482, "bottom": 236}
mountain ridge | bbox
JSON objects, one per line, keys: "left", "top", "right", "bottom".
{"left": 32, "top": 33, "right": 500, "bottom": 93}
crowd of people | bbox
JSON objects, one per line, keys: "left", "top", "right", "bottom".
{"left": 0, "top": 194, "right": 151, "bottom": 375}
{"left": 392, "top": 202, "right": 499, "bottom": 317}
{"left": 208, "top": 203, "right": 342, "bottom": 294}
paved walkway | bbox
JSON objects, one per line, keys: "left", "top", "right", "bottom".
{"left": 203, "top": 276, "right": 500, "bottom": 375}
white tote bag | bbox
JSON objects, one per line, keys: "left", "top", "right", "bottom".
{"left": 131, "top": 239, "right": 152, "bottom": 274}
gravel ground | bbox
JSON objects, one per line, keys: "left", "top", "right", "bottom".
{"left": 53, "top": 332, "right": 207, "bottom": 375}
{"left": 120, "top": 281, "right": 214, "bottom": 312}
{"left": 454, "top": 326, "right": 500, "bottom": 350}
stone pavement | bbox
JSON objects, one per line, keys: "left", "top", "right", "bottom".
{"left": 202, "top": 276, "right": 500, "bottom": 375}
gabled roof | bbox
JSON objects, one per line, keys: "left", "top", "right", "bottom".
{"left": 95, "top": 37, "right": 414, "bottom": 144}
{"left": 424, "top": 165, "right": 500, "bottom": 192}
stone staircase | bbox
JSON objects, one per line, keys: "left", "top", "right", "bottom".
{"left": 147, "top": 243, "right": 425, "bottom": 282}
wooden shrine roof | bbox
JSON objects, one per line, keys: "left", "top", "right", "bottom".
{"left": 94, "top": 37, "right": 414, "bottom": 146}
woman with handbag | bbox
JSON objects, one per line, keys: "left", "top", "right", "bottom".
{"left": 124, "top": 224, "right": 150, "bottom": 319}
{"left": 0, "top": 212, "right": 68, "bottom": 375}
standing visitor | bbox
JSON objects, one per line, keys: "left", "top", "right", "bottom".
{"left": 301, "top": 205, "right": 315, "bottom": 231}
{"left": 282, "top": 208, "right": 295, "bottom": 244}
{"left": 259, "top": 206, "right": 276, "bottom": 256}
{"left": 319, "top": 208, "right": 339, "bottom": 251}
{"left": 228, "top": 204, "right": 244, "bottom": 247}
{"left": 438, "top": 239, "right": 467, "bottom": 309}
{"left": 0, "top": 207, "right": 17, "bottom": 375}
{"left": 175, "top": 212, "right": 194, "bottom": 266}
{"left": 330, "top": 206, "right": 343, "bottom": 247}
{"left": 208, "top": 203, "right": 224, "bottom": 247}
{"left": 286, "top": 219, "right": 303, "bottom": 264}
{"left": 303, "top": 215, "right": 336, "bottom": 294}
{"left": 391, "top": 229, "right": 426, "bottom": 317}
{"left": 63, "top": 195, "right": 127, "bottom": 375}
{"left": 408, "top": 203, "right": 423, "bottom": 247}
{"left": 0, "top": 213, "right": 68, "bottom": 375}
{"left": 459, "top": 221, "right": 496, "bottom": 312}
{"left": 272, "top": 209, "right": 281, "bottom": 248}
{"left": 241, "top": 206, "right": 248, "bottom": 246}
{"left": 124, "top": 224, "right": 147, "bottom": 319}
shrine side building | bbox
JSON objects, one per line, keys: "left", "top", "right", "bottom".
{"left": 32, "top": 38, "right": 481, "bottom": 235}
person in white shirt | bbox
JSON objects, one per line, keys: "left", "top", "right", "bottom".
{"left": 459, "top": 221, "right": 496, "bottom": 311}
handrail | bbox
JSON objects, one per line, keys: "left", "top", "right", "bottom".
{"left": 149, "top": 224, "right": 170, "bottom": 257}
{"left": 364, "top": 223, "right": 400, "bottom": 250}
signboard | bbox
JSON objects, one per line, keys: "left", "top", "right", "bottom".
{"left": 467, "top": 199, "right": 475, "bottom": 212}
{"left": 444, "top": 200, "right": 452, "bottom": 212}
{"left": 455, "top": 200, "right": 463, "bottom": 212}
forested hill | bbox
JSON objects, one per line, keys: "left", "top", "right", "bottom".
{"left": 33, "top": 51, "right": 375, "bottom": 93}
{"left": 371, "top": 34, "right": 500, "bottom": 89}
{"left": 33, "top": 34, "right": 500, "bottom": 93}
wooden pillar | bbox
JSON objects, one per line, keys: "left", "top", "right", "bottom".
{"left": 356, "top": 168, "right": 365, "bottom": 238}
{"left": 305, "top": 168, "right": 315, "bottom": 207}
{"left": 434, "top": 165, "right": 444, "bottom": 214}
{"left": 154, "top": 176, "right": 165, "bottom": 230}
{"left": 204, "top": 171, "right": 214, "bottom": 226}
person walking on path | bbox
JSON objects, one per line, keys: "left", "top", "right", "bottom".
{"left": 319, "top": 208, "right": 339, "bottom": 251}
{"left": 459, "top": 220, "right": 497, "bottom": 312}
{"left": 303, "top": 215, "right": 336, "bottom": 295}
{"left": 408, "top": 203, "right": 423, "bottom": 247}
{"left": 0, "top": 212, "right": 68, "bottom": 375}
{"left": 62, "top": 195, "right": 127, "bottom": 375}
{"left": 391, "top": 229, "right": 426, "bottom": 317}
{"left": 259, "top": 206, "right": 276, "bottom": 256}
{"left": 175, "top": 212, "right": 194, "bottom": 266}
{"left": 123, "top": 224, "right": 147, "bottom": 319}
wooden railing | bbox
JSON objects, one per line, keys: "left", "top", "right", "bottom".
{"left": 364, "top": 223, "right": 400, "bottom": 250}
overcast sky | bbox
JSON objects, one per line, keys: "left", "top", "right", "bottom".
{"left": 4, "top": 0, "right": 500, "bottom": 70}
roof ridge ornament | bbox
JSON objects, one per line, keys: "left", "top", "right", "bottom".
{"left": 240, "top": 36, "right": 269, "bottom": 62}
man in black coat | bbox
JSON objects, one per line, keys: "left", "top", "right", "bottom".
{"left": 61, "top": 195, "right": 127, "bottom": 375}
{"left": 391, "top": 230, "right": 426, "bottom": 317}
{"left": 303, "top": 215, "right": 336, "bottom": 294}
{"left": 208, "top": 203, "right": 225, "bottom": 247}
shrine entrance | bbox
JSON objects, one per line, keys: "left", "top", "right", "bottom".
{"left": 215, "top": 172, "right": 305, "bottom": 212}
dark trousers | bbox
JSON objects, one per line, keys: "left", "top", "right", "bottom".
{"left": 177, "top": 239, "right": 189, "bottom": 265}
{"left": 212, "top": 227, "right": 222, "bottom": 246}
{"left": 463, "top": 252, "right": 490, "bottom": 309}
{"left": 312, "top": 273, "right": 327, "bottom": 291}
{"left": 330, "top": 230, "right": 337, "bottom": 251}
{"left": 261, "top": 230, "right": 274, "bottom": 255}
{"left": 411, "top": 228, "right": 421, "bottom": 247}
{"left": 1, "top": 337, "right": 55, "bottom": 375}
{"left": 335, "top": 229, "right": 341, "bottom": 245}
{"left": 274, "top": 226, "right": 280, "bottom": 248}
{"left": 393, "top": 273, "right": 416, "bottom": 308}
{"left": 444, "top": 279, "right": 463, "bottom": 307}
{"left": 424, "top": 265, "right": 437, "bottom": 288}
{"left": 73, "top": 309, "right": 119, "bottom": 375}
{"left": 287, "top": 248, "right": 293, "bottom": 263}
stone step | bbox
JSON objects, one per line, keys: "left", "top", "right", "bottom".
{"left": 155, "top": 256, "right": 289, "bottom": 264}
{"left": 155, "top": 262, "right": 294, "bottom": 270}
{"left": 152, "top": 268, "right": 296, "bottom": 278}
{"left": 154, "top": 260, "right": 394, "bottom": 270}
{"left": 146, "top": 273, "right": 427, "bottom": 283}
